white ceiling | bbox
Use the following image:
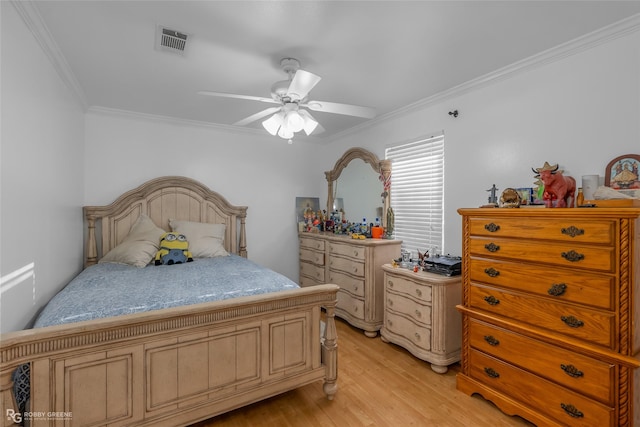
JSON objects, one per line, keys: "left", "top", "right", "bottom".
{"left": 29, "top": 1, "right": 640, "bottom": 141}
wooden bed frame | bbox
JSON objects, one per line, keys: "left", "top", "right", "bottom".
{"left": 0, "top": 176, "right": 338, "bottom": 427}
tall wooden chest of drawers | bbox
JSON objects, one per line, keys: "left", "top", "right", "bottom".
{"left": 299, "top": 233, "right": 401, "bottom": 336}
{"left": 457, "top": 208, "right": 640, "bottom": 427}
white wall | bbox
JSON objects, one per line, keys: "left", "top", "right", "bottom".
{"left": 84, "top": 111, "right": 325, "bottom": 281}
{"left": 327, "top": 27, "right": 640, "bottom": 257}
{"left": 0, "top": 3, "right": 85, "bottom": 332}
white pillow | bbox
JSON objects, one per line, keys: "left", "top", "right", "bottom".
{"left": 99, "top": 215, "right": 165, "bottom": 267}
{"left": 169, "top": 220, "right": 229, "bottom": 258}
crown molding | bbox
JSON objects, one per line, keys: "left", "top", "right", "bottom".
{"left": 328, "top": 12, "right": 640, "bottom": 142}
{"left": 10, "top": 0, "right": 88, "bottom": 109}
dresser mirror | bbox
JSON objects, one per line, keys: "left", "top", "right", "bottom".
{"left": 326, "top": 147, "right": 391, "bottom": 228}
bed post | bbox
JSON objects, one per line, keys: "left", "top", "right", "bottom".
{"left": 85, "top": 215, "right": 98, "bottom": 267}
{"left": 322, "top": 301, "right": 338, "bottom": 400}
{"left": 239, "top": 216, "right": 247, "bottom": 258}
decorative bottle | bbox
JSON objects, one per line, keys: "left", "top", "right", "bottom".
{"left": 576, "top": 187, "right": 584, "bottom": 207}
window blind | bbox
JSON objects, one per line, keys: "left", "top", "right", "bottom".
{"left": 385, "top": 133, "right": 445, "bottom": 257}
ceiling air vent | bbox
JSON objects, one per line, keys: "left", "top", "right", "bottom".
{"left": 156, "top": 26, "right": 188, "bottom": 55}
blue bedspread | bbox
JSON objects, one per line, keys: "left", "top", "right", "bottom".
{"left": 34, "top": 255, "right": 299, "bottom": 328}
{"left": 10, "top": 256, "right": 298, "bottom": 418}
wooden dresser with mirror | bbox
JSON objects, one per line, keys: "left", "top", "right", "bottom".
{"left": 299, "top": 148, "right": 401, "bottom": 336}
{"left": 457, "top": 207, "right": 640, "bottom": 426}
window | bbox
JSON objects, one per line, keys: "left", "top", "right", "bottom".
{"left": 385, "top": 133, "right": 445, "bottom": 257}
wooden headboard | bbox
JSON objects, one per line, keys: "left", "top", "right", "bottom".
{"left": 83, "top": 176, "right": 247, "bottom": 267}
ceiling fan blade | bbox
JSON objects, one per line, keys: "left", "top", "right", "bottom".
{"left": 286, "top": 70, "right": 321, "bottom": 101}
{"left": 198, "top": 91, "right": 278, "bottom": 104}
{"left": 302, "top": 100, "right": 376, "bottom": 119}
{"left": 233, "top": 107, "right": 282, "bottom": 126}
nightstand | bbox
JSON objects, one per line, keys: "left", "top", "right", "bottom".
{"left": 380, "top": 264, "right": 462, "bottom": 373}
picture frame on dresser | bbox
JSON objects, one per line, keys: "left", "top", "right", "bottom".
{"left": 296, "top": 196, "right": 320, "bottom": 222}
{"left": 514, "top": 187, "right": 533, "bottom": 205}
{"left": 604, "top": 153, "right": 640, "bottom": 193}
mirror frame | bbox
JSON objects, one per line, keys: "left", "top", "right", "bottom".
{"left": 325, "top": 147, "right": 391, "bottom": 228}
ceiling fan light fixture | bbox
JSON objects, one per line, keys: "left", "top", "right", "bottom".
{"left": 277, "top": 126, "right": 294, "bottom": 139}
{"left": 299, "top": 110, "right": 319, "bottom": 135}
{"left": 262, "top": 111, "right": 285, "bottom": 135}
{"left": 285, "top": 111, "right": 305, "bottom": 132}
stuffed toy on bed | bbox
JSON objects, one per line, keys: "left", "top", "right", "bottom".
{"left": 155, "top": 232, "right": 194, "bottom": 265}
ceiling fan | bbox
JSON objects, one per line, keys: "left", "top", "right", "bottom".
{"left": 198, "top": 58, "right": 376, "bottom": 141}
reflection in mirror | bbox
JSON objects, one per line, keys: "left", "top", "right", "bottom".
{"left": 333, "top": 158, "right": 381, "bottom": 224}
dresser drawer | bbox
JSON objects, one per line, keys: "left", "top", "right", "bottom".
{"left": 384, "top": 311, "right": 431, "bottom": 351}
{"left": 337, "top": 290, "right": 365, "bottom": 320}
{"left": 300, "top": 261, "right": 325, "bottom": 283}
{"left": 469, "top": 284, "right": 615, "bottom": 348}
{"left": 385, "top": 274, "right": 432, "bottom": 303}
{"left": 469, "top": 349, "right": 614, "bottom": 427}
{"left": 469, "top": 257, "right": 615, "bottom": 310}
{"left": 299, "top": 275, "right": 322, "bottom": 287}
{"left": 469, "top": 319, "right": 614, "bottom": 405}
{"left": 469, "top": 217, "right": 615, "bottom": 244}
{"left": 329, "top": 270, "right": 364, "bottom": 297}
{"left": 386, "top": 291, "right": 432, "bottom": 326}
{"left": 328, "top": 242, "right": 365, "bottom": 260}
{"left": 468, "top": 237, "right": 615, "bottom": 272}
{"left": 329, "top": 256, "right": 365, "bottom": 277}
{"left": 299, "top": 236, "right": 325, "bottom": 251}
{"left": 299, "top": 247, "right": 324, "bottom": 265}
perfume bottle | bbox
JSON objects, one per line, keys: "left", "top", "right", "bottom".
{"left": 576, "top": 187, "right": 584, "bottom": 206}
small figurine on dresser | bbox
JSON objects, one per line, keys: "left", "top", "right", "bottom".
{"left": 499, "top": 188, "right": 521, "bottom": 208}
{"left": 532, "top": 162, "right": 576, "bottom": 208}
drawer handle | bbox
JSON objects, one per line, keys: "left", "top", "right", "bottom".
{"left": 484, "top": 367, "right": 500, "bottom": 378}
{"left": 485, "top": 243, "right": 500, "bottom": 252}
{"left": 560, "top": 403, "right": 584, "bottom": 419}
{"left": 484, "top": 223, "right": 500, "bottom": 232}
{"left": 484, "top": 267, "right": 500, "bottom": 278}
{"left": 353, "top": 267, "right": 359, "bottom": 273}
{"left": 484, "top": 335, "right": 500, "bottom": 346}
{"left": 414, "top": 332, "right": 421, "bottom": 341}
{"left": 354, "top": 251, "right": 359, "bottom": 257}
{"left": 387, "top": 299, "right": 393, "bottom": 307}
{"left": 548, "top": 283, "right": 567, "bottom": 296}
{"left": 561, "top": 315, "right": 584, "bottom": 328}
{"left": 387, "top": 319, "right": 393, "bottom": 327}
{"left": 561, "top": 250, "right": 584, "bottom": 262}
{"left": 560, "top": 364, "right": 584, "bottom": 378}
{"left": 484, "top": 295, "right": 500, "bottom": 306}
{"left": 415, "top": 289, "right": 422, "bottom": 297}
{"left": 415, "top": 309, "right": 421, "bottom": 318}
{"left": 388, "top": 280, "right": 394, "bottom": 288}
{"left": 354, "top": 285, "right": 358, "bottom": 291}
{"left": 561, "top": 226, "right": 585, "bottom": 237}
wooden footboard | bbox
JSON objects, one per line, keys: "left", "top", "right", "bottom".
{"left": 0, "top": 284, "right": 338, "bottom": 427}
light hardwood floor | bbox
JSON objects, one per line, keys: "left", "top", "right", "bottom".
{"left": 191, "top": 318, "right": 535, "bottom": 427}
